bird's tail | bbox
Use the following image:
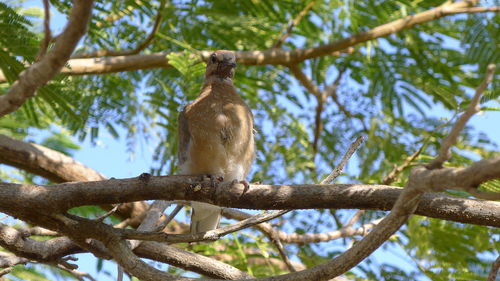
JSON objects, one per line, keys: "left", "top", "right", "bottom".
{"left": 190, "top": 202, "right": 222, "bottom": 234}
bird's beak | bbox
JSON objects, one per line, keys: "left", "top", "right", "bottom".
{"left": 221, "top": 61, "right": 236, "bottom": 68}
{"left": 216, "top": 60, "right": 236, "bottom": 78}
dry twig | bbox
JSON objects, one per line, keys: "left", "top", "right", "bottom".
{"left": 427, "top": 64, "right": 497, "bottom": 169}
{"left": 383, "top": 142, "right": 427, "bottom": 185}
{"left": 321, "top": 136, "right": 365, "bottom": 184}
{"left": 118, "top": 209, "right": 289, "bottom": 243}
{"left": 35, "top": 0, "right": 52, "bottom": 61}
{"left": 95, "top": 204, "right": 122, "bottom": 222}
{"left": 487, "top": 255, "right": 500, "bottom": 281}
{"left": 72, "top": 0, "right": 166, "bottom": 59}
{"left": 273, "top": 0, "right": 317, "bottom": 48}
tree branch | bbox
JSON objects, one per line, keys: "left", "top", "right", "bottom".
{"left": 488, "top": 255, "right": 500, "bottom": 281}
{"left": 0, "top": 252, "right": 29, "bottom": 268}
{"left": 271, "top": 237, "right": 297, "bottom": 272}
{"left": 128, "top": 200, "right": 170, "bottom": 249}
{"left": 0, "top": 224, "right": 82, "bottom": 262}
{"left": 0, "top": 173, "right": 499, "bottom": 227}
{"left": 117, "top": 210, "right": 289, "bottom": 243}
{"left": 0, "top": 266, "right": 13, "bottom": 277}
{"left": 223, "top": 208, "right": 381, "bottom": 244}
{"left": 1, "top": 1, "right": 490, "bottom": 82}
{"left": 383, "top": 141, "right": 427, "bottom": 185}
{"left": 321, "top": 136, "right": 364, "bottom": 184}
{"left": 0, "top": 226, "right": 251, "bottom": 281}
{"left": 0, "top": 134, "right": 149, "bottom": 228}
{"left": 273, "top": 0, "right": 317, "bottom": 48}
{"left": 0, "top": 135, "right": 104, "bottom": 182}
{"left": 0, "top": 0, "right": 95, "bottom": 117}
{"left": 35, "top": 0, "right": 52, "bottom": 61}
{"left": 428, "top": 64, "right": 497, "bottom": 169}
{"left": 71, "top": 0, "right": 166, "bottom": 59}
{"left": 135, "top": 242, "right": 253, "bottom": 279}
{"left": 55, "top": 264, "right": 97, "bottom": 281}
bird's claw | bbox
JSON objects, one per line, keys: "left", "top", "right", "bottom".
{"left": 202, "top": 174, "right": 223, "bottom": 187}
{"left": 232, "top": 179, "right": 250, "bottom": 194}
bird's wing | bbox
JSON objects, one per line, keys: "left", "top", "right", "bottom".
{"left": 177, "top": 108, "right": 190, "bottom": 167}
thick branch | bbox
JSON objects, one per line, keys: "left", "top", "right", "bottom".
{"left": 0, "top": 134, "right": 148, "bottom": 227}
{"left": 0, "top": 1, "right": 489, "bottom": 82}
{"left": 135, "top": 242, "right": 253, "bottom": 279}
{"left": 0, "top": 224, "right": 82, "bottom": 262}
{"left": 411, "top": 157, "right": 500, "bottom": 193}
{"left": 0, "top": 0, "right": 94, "bottom": 117}
{"left": 0, "top": 222, "right": 250, "bottom": 280}
{"left": 0, "top": 134, "right": 105, "bottom": 182}
{"left": 0, "top": 252, "right": 28, "bottom": 268}
{"left": 0, "top": 172, "right": 499, "bottom": 227}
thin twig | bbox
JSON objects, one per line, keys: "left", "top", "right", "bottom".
{"left": 312, "top": 67, "right": 350, "bottom": 152}
{"left": 312, "top": 92, "right": 326, "bottom": 153}
{"left": 56, "top": 264, "right": 97, "bottom": 281}
{"left": 72, "top": 0, "right": 166, "bottom": 59}
{"left": 321, "top": 136, "right": 365, "bottom": 184}
{"left": 0, "top": 267, "right": 13, "bottom": 277}
{"left": 487, "top": 255, "right": 500, "bottom": 281}
{"left": 383, "top": 142, "right": 427, "bottom": 185}
{"left": 118, "top": 210, "right": 289, "bottom": 243}
{"left": 36, "top": 0, "right": 52, "bottom": 61}
{"left": 119, "top": 201, "right": 177, "bottom": 281}
{"left": 463, "top": 187, "right": 500, "bottom": 201}
{"left": 157, "top": 204, "right": 184, "bottom": 232}
{"left": 274, "top": 0, "right": 317, "bottom": 48}
{"left": 57, "top": 256, "right": 78, "bottom": 270}
{"left": 129, "top": 200, "right": 170, "bottom": 250}
{"left": 346, "top": 210, "right": 365, "bottom": 227}
{"left": 95, "top": 204, "right": 122, "bottom": 222}
{"left": 427, "top": 64, "right": 497, "bottom": 169}
{"left": 287, "top": 64, "right": 323, "bottom": 99}
{"left": 289, "top": 63, "right": 366, "bottom": 153}
{"left": 325, "top": 66, "right": 367, "bottom": 127}
{"left": 223, "top": 208, "right": 382, "bottom": 244}
{"left": 271, "top": 238, "right": 297, "bottom": 272}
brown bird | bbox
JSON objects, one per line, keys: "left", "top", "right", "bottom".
{"left": 177, "top": 50, "right": 255, "bottom": 234}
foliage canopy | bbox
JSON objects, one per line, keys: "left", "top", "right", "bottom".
{"left": 0, "top": 0, "right": 499, "bottom": 280}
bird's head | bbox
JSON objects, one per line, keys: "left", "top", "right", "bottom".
{"left": 205, "top": 50, "right": 237, "bottom": 81}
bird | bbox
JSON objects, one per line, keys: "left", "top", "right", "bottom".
{"left": 177, "top": 50, "right": 255, "bottom": 234}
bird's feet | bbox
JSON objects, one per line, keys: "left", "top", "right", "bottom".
{"left": 231, "top": 179, "right": 251, "bottom": 194}
{"left": 202, "top": 174, "right": 224, "bottom": 187}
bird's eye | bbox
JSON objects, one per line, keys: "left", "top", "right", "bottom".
{"left": 210, "top": 54, "right": 217, "bottom": 64}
